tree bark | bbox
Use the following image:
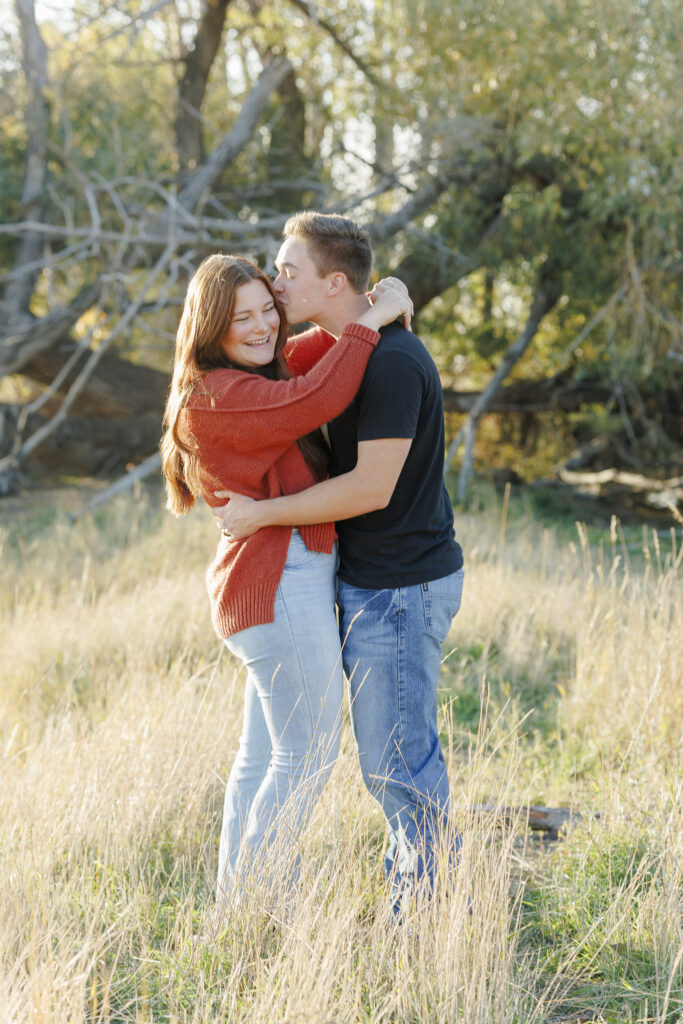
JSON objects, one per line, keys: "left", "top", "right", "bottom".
{"left": 0, "top": 405, "right": 162, "bottom": 478}
{"left": 450, "top": 260, "right": 562, "bottom": 501}
{"left": 21, "top": 341, "right": 169, "bottom": 419}
{"left": 175, "top": 0, "right": 234, "bottom": 175}
{"left": 5, "top": 0, "right": 51, "bottom": 321}
{"left": 441, "top": 375, "right": 614, "bottom": 414}
{"left": 0, "top": 283, "right": 101, "bottom": 379}
{"left": 177, "top": 56, "right": 293, "bottom": 213}
{"left": 266, "top": 64, "right": 309, "bottom": 210}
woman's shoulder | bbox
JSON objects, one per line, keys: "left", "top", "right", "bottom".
{"left": 186, "top": 367, "right": 247, "bottom": 407}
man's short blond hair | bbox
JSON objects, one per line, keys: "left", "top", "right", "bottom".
{"left": 283, "top": 211, "right": 373, "bottom": 293}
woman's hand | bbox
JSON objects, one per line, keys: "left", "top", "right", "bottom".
{"left": 360, "top": 277, "right": 414, "bottom": 332}
{"left": 213, "top": 490, "right": 265, "bottom": 540}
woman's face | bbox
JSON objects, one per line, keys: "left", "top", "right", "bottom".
{"left": 222, "top": 279, "right": 282, "bottom": 368}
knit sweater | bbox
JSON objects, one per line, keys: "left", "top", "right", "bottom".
{"left": 183, "top": 321, "right": 380, "bottom": 638}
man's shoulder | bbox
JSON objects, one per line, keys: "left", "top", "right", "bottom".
{"left": 370, "top": 322, "right": 438, "bottom": 377}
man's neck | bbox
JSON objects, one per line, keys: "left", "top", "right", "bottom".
{"left": 313, "top": 293, "right": 372, "bottom": 339}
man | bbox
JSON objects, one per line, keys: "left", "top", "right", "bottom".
{"left": 216, "top": 212, "right": 464, "bottom": 910}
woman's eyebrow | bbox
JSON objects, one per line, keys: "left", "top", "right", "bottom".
{"left": 233, "top": 300, "right": 274, "bottom": 316}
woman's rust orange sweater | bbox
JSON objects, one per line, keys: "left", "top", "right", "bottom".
{"left": 182, "top": 321, "right": 379, "bottom": 638}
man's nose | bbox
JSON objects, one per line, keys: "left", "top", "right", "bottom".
{"left": 272, "top": 272, "right": 284, "bottom": 292}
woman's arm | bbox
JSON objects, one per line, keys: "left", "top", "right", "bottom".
{"left": 191, "top": 282, "right": 411, "bottom": 457}
{"left": 214, "top": 437, "right": 412, "bottom": 539}
{"left": 285, "top": 277, "right": 412, "bottom": 376}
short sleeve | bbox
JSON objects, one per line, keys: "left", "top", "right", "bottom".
{"left": 356, "top": 348, "right": 424, "bottom": 441}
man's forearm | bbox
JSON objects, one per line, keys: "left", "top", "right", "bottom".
{"left": 256, "top": 470, "right": 388, "bottom": 528}
{"left": 216, "top": 439, "right": 411, "bottom": 538}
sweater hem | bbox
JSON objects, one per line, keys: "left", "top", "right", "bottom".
{"left": 213, "top": 581, "right": 280, "bottom": 640}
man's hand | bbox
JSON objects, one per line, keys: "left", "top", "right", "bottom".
{"left": 213, "top": 490, "right": 264, "bottom": 540}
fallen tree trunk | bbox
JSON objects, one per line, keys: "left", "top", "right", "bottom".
{"left": 20, "top": 358, "right": 668, "bottom": 430}
{"left": 21, "top": 342, "right": 170, "bottom": 419}
{"left": 528, "top": 475, "right": 683, "bottom": 524}
{"left": 0, "top": 405, "right": 162, "bottom": 478}
{"left": 469, "top": 804, "right": 587, "bottom": 840}
{"left": 5, "top": 352, "right": 679, "bottom": 496}
{"left": 442, "top": 375, "right": 614, "bottom": 414}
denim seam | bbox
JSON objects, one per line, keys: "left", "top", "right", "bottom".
{"left": 395, "top": 587, "right": 407, "bottom": 780}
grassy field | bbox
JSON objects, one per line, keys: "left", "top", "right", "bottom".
{"left": 1, "top": 484, "right": 681, "bottom": 1023}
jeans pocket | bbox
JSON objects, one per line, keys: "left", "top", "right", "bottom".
{"left": 284, "top": 530, "right": 320, "bottom": 568}
{"left": 421, "top": 569, "right": 464, "bottom": 642}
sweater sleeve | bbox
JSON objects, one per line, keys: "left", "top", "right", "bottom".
{"left": 284, "top": 326, "right": 336, "bottom": 376}
{"left": 188, "top": 321, "right": 379, "bottom": 455}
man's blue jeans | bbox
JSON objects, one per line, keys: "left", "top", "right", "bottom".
{"left": 337, "top": 568, "right": 464, "bottom": 908}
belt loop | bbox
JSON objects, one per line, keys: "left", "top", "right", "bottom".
{"left": 422, "top": 581, "right": 428, "bottom": 591}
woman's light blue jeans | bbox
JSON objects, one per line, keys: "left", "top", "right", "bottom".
{"left": 217, "top": 531, "right": 343, "bottom": 905}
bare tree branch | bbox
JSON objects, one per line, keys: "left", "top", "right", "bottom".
{"left": 448, "top": 261, "right": 562, "bottom": 501}
{"left": 6, "top": 0, "right": 51, "bottom": 321}
{"left": 0, "top": 318, "right": 106, "bottom": 466}
{"left": 0, "top": 282, "right": 101, "bottom": 378}
{"left": 99, "top": 0, "right": 176, "bottom": 46}
{"left": 0, "top": 244, "right": 174, "bottom": 477}
{"left": 371, "top": 119, "right": 501, "bottom": 249}
{"left": 555, "top": 283, "right": 627, "bottom": 368}
{"left": 70, "top": 452, "right": 163, "bottom": 520}
{"left": 285, "top": 0, "right": 382, "bottom": 88}
{"left": 175, "top": 0, "right": 234, "bottom": 173}
{"left": 178, "top": 56, "right": 294, "bottom": 213}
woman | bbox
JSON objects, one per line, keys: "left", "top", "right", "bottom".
{"left": 161, "top": 254, "right": 410, "bottom": 906}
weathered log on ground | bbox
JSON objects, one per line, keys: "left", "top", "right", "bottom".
{"left": 21, "top": 344, "right": 170, "bottom": 419}
{"left": 70, "top": 452, "right": 163, "bottom": 520}
{"left": 558, "top": 467, "right": 683, "bottom": 495}
{"left": 470, "top": 804, "right": 586, "bottom": 840}
{"left": 443, "top": 376, "right": 613, "bottom": 415}
{"left": 444, "top": 375, "right": 682, "bottom": 423}
{"left": 528, "top": 475, "right": 682, "bottom": 524}
{"left": 557, "top": 468, "right": 683, "bottom": 518}
{"left": 1, "top": 405, "right": 162, "bottom": 478}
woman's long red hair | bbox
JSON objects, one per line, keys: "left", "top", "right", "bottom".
{"left": 161, "top": 254, "right": 326, "bottom": 516}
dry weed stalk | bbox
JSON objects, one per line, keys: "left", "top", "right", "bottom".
{"left": 1, "top": 495, "right": 680, "bottom": 1021}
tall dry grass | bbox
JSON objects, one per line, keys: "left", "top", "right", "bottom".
{"left": 1, "top": 488, "right": 681, "bottom": 1023}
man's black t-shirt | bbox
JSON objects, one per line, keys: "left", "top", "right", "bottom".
{"left": 328, "top": 320, "right": 464, "bottom": 589}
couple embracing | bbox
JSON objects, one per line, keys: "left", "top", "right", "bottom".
{"left": 161, "top": 211, "right": 464, "bottom": 916}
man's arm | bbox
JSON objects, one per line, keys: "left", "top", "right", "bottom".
{"left": 214, "top": 437, "right": 412, "bottom": 538}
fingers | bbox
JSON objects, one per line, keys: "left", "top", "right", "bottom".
{"left": 372, "top": 276, "right": 409, "bottom": 296}
{"left": 368, "top": 279, "right": 413, "bottom": 324}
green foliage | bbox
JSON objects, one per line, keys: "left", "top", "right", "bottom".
{"left": 2, "top": 0, "right": 681, "bottom": 489}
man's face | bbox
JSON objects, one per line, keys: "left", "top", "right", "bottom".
{"left": 273, "top": 237, "right": 329, "bottom": 325}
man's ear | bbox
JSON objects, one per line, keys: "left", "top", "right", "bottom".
{"left": 327, "top": 271, "right": 347, "bottom": 296}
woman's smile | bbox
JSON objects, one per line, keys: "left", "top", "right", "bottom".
{"left": 221, "top": 279, "right": 282, "bottom": 367}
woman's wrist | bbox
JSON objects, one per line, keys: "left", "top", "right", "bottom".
{"left": 355, "top": 306, "right": 386, "bottom": 332}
